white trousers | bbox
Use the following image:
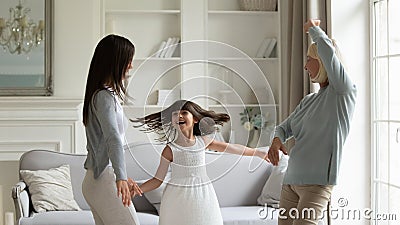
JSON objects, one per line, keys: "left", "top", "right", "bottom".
{"left": 82, "top": 166, "right": 140, "bottom": 225}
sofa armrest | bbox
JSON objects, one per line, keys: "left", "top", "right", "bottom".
{"left": 12, "top": 181, "right": 31, "bottom": 220}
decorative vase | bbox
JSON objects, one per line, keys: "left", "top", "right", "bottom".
{"left": 247, "top": 129, "right": 260, "bottom": 148}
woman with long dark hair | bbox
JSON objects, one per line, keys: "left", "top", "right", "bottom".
{"left": 82, "top": 34, "right": 142, "bottom": 225}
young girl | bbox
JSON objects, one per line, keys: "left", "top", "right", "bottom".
{"left": 129, "top": 100, "right": 270, "bottom": 225}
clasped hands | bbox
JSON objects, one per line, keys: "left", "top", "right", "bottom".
{"left": 127, "top": 178, "right": 143, "bottom": 198}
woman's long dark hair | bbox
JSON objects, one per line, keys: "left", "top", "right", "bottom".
{"left": 131, "top": 100, "right": 230, "bottom": 142}
{"left": 83, "top": 34, "right": 135, "bottom": 126}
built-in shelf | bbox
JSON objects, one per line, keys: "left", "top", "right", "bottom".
{"left": 208, "top": 57, "right": 278, "bottom": 61}
{"left": 208, "top": 10, "right": 277, "bottom": 15}
{"left": 124, "top": 104, "right": 279, "bottom": 109}
{"left": 252, "top": 57, "right": 279, "bottom": 61}
{"left": 134, "top": 57, "right": 181, "bottom": 62}
{"left": 106, "top": 10, "right": 180, "bottom": 15}
{"left": 104, "top": 0, "right": 281, "bottom": 146}
{"left": 123, "top": 104, "right": 164, "bottom": 109}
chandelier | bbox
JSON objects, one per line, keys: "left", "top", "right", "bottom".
{"left": 0, "top": 0, "right": 45, "bottom": 54}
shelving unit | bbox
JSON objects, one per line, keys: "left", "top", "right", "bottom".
{"left": 101, "top": 0, "right": 281, "bottom": 146}
{"left": 205, "top": 0, "right": 280, "bottom": 147}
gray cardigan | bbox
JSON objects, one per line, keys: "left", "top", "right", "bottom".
{"left": 84, "top": 89, "right": 127, "bottom": 181}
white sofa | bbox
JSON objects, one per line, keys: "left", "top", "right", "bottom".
{"left": 12, "top": 142, "right": 278, "bottom": 225}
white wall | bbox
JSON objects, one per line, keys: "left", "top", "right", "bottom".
{"left": 329, "top": 0, "right": 371, "bottom": 224}
{"left": 53, "top": 0, "right": 101, "bottom": 97}
{"left": 0, "top": 0, "right": 100, "bottom": 222}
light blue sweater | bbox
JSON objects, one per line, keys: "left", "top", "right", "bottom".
{"left": 274, "top": 26, "right": 357, "bottom": 185}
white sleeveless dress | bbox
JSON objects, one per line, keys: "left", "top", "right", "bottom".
{"left": 159, "top": 136, "right": 223, "bottom": 225}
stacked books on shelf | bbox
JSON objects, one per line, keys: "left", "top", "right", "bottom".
{"left": 256, "top": 38, "right": 277, "bottom": 58}
{"left": 157, "top": 89, "right": 180, "bottom": 106}
{"left": 154, "top": 37, "right": 181, "bottom": 58}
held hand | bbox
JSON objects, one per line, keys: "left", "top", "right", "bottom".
{"left": 116, "top": 180, "right": 132, "bottom": 207}
{"left": 267, "top": 137, "right": 288, "bottom": 166}
{"left": 255, "top": 149, "right": 270, "bottom": 163}
{"left": 304, "top": 19, "right": 321, "bottom": 33}
{"left": 127, "top": 178, "right": 143, "bottom": 198}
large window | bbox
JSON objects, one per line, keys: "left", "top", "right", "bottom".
{"left": 371, "top": 0, "right": 400, "bottom": 224}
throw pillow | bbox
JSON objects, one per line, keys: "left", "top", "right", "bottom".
{"left": 257, "top": 153, "right": 289, "bottom": 208}
{"left": 20, "top": 164, "right": 81, "bottom": 212}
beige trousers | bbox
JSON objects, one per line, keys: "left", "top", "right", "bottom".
{"left": 278, "top": 184, "right": 333, "bottom": 225}
{"left": 82, "top": 167, "right": 140, "bottom": 225}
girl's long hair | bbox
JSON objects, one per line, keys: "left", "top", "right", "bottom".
{"left": 83, "top": 34, "right": 135, "bottom": 126}
{"left": 131, "top": 100, "right": 230, "bottom": 142}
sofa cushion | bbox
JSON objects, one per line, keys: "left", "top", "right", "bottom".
{"left": 207, "top": 152, "right": 272, "bottom": 207}
{"left": 19, "top": 150, "right": 90, "bottom": 210}
{"left": 221, "top": 206, "right": 278, "bottom": 225}
{"left": 19, "top": 211, "right": 159, "bottom": 225}
{"left": 257, "top": 154, "right": 289, "bottom": 208}
{"left": 19, "top": 211, "right": 94, "bottom": 225}
{"left": 20, "top": 164, "right": 81, "bottom": 212}
{"left": 136, "top": 212, "right": 159, "bottom": 225}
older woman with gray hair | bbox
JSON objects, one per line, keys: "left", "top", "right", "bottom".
{"left": 267, "top": 19, "right": 357, "bottom": 225}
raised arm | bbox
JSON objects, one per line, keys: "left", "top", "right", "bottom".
{"left": 203, "top": 136, "right": 269, "bottom": 162}
{"left": 305, "top": 19, "right": 356, "bottom": 94}
{"left": 131, "top": 146, "right": 172, "bottom": 196}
